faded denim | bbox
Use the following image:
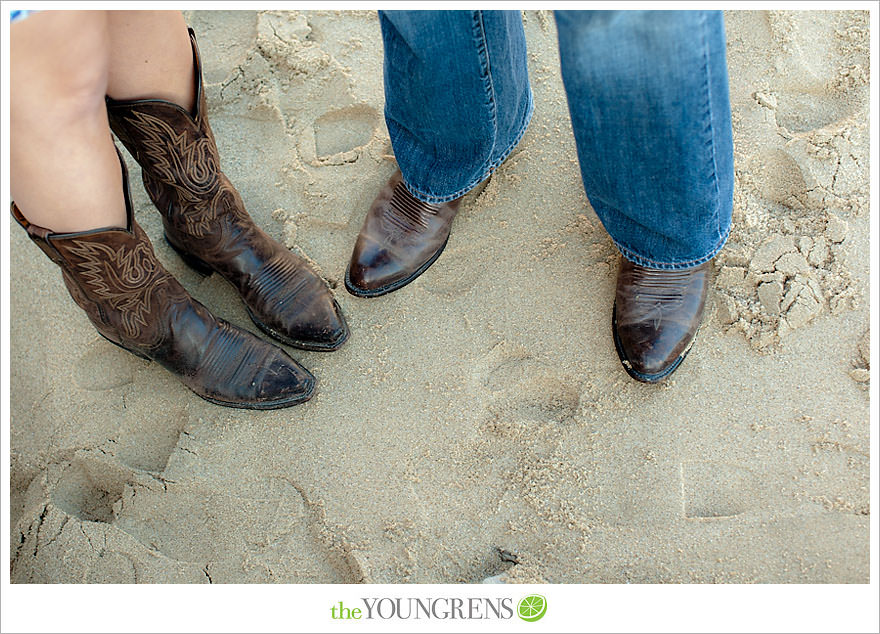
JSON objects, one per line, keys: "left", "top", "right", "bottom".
{"left": 379, "top": 10, "right": 734, "bottom": 269}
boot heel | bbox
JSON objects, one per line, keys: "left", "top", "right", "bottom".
{"left": 164, "top": 233, "right": 214, "bottom": 276}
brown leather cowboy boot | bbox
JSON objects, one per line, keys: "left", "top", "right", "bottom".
{"left": 346, "top": 170, "right": 461, "bottom": 297}
{"left": 11, "top": 157, "right": 315, "bottom": 410}
{"left": 105, "top": 28, "right": 347, "bottom": 351}
{"left": 612, "top": 257, "right": 711, "bottom": 383}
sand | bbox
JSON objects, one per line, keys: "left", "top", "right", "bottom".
{"left": 8, "top": 10, "right": 870, "bottom": 583}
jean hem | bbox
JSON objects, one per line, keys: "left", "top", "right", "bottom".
{"left": 402, "top": 89, "right": 535, "bottom": 204}
{"left": 613, "top": 221, "right": 731, "bottom": 270}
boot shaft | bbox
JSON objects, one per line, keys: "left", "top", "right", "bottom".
{"left": 11, "top": 184, "right": 190, "bottom": 351}
{"left": 104, "top": 27, "right": 349, "bottom": 353}
{"left": 107, "top": 29, "right": 222, "bottom": 210}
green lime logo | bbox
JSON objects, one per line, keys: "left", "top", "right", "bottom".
{"left": 517, "top": 595, "right": 547, "bottom": 622}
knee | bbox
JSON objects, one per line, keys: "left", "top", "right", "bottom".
{"left": 11, "top": 12, "right": 110, "bottom": 124}
{"left": 53, "top": 65, "right": 110, "bottom": 123}
{"left": 43, "top": 33, "right": 111, "bottom": 123}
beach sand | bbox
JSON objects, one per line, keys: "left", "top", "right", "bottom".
{"left": 9, "top": 10, "right": 870, "bottom": 583}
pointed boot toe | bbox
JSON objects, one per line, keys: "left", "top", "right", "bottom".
{"left": 247, "top": 292, "right": 350, "bottom": 352}
{"left": 240, "top": 252, "right": 350, "bottom": 351}
{"left": 612, "top": 258, "right": 711, "bottom": 383}
{"left": 189, "top": 319, "right": 317, "bottom": 409}
{"left": 345, "top": 170, "right": 460, "bottom": 298}
{"left": 346, "top": 234, "right": 412, "bottom": 295}
{"left": 252, "top": 349, "right": 316, "bottom": 408}
{"left": 284, "top": 297, "right": 348, "bottom": 350}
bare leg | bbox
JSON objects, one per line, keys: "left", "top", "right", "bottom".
{"left": 11, "top": 11, "right": 125, "bottom": 232}
{"left": 106, "top": 11, "right": 195, "bottom": 112}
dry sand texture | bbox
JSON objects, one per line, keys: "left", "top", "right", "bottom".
{"left": 9, "top": 10, "right": 870, "bottom": 583}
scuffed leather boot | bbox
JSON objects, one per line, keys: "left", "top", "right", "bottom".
{"left": 11, "top": 158, "right": 315, "bottom": 410}
{"left": 612, "top": 257, "right": 711, "bottom": 383}
{"left": 346, "top": 170, "right": 461, "bottom": 297}
{"left": 106, "top": 28, "right": 348, "bottom": 351}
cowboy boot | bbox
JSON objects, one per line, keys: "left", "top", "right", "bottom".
{"left": 612, "top": 257, "right": 711, "bottom": 383}
{"left": 346, "top": 170, "right": 461, "bottom": 297}
{"left": 11, "top": 156, "right": 315, "bottom": 410}
{"left": 106, "top": 28, "right": 348, "bottom": 351}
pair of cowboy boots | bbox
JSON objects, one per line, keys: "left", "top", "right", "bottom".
{"left": 345, "top": 171, "right": 710, "bottom": 383}
{"left": 13, "top": 29, "right": 347, "bottom": 409}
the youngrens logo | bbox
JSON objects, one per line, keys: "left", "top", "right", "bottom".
{"left": 517, "top": 595, "right": 547, "bottom": 622}
{"left": 329, "top": 595, "right": 547, "bottom": 622}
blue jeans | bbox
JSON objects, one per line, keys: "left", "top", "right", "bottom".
{"left": 380, "top": 10, "right": 734, "bottom": 269}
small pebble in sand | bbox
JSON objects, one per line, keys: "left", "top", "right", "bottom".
{"left": 716, "top": 295, "right": 739, "bottom": 324}
{"left": 807, "top": 238, "right": 829, "bottom": 266}
{"left": 849, "top": 368, "right": 869, "bottom": 383}
{"left": 754, "top": 91, "right": 778, "bottom": 109}
{"left": 797, "top": 236, "right": 813, "bottom": 255}
{"left": 826, "top": 214, "right": 849, "bottom": 243}
{"left": 758, "top": 281, "right": 784, "bottom": 315}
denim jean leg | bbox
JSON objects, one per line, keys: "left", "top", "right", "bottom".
{"left": 380, "top": 10, "right": 534, "bottom": 203}
{"left": 555, "top": 10, "right": 734, "bottom": 269}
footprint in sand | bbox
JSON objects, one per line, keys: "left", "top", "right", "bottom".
{"left": 474, "top": 343, "right": 581, "bottom": 443}
{"left": 74, "top": 342, "right": 139, "bottom": 391}
{"left": 113, "top": 477, "right": 361, "bottom": 583}
{"left": 114, "top": 404, "right": 191, "bottom": 474}
{"left": 313, "top": 105, "right": 379, "bottom": 164}
{"left": 679, "top": 460, "right": 758, "bottom": 519}
{"left": 419, "top": 243, "right": 481, "bottom": 298}
{"left": 51, "top": 453, "right": 129, "bottom": 524}
{"left": 749, "top": 149, "right": 809, "bottom": 209}
{"left": 802, "top": 438, "right": 869, "bottom": 516}
{"left": 773, "top": 90, "right": 858, "bottom": 135}
{"left": 765, "top": 11, "right": 869, "bottom": 134}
